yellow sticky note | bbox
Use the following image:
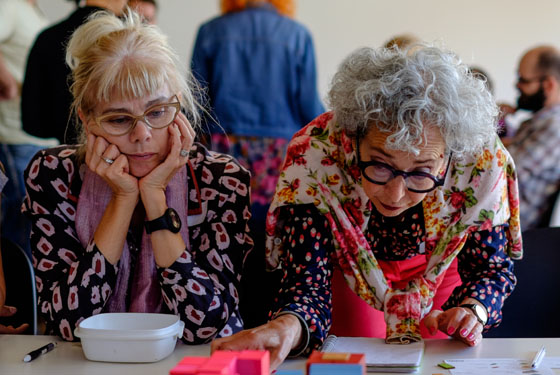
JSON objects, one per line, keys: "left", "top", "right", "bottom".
{"left": 322, "top": 352, "right": 351, "bottom": 361}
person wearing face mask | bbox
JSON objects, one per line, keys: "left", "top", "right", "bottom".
{"left": 211, "top": 45, "right": 522, "bottom": 370}
{"left": 22, "top": 11, "right": 252, "bottom": 343}
{"left": 507, "top": 45, "right": 560, "bottom": 229}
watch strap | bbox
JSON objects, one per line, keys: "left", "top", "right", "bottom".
{"left": 145, "top": 208, "right": 181, "bottom": 234}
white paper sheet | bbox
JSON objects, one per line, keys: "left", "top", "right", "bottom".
{"left": 444, "top": 358, "right": 555, "bottom": 375}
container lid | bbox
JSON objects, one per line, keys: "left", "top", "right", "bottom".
{"left": 75, "top": 313, "right": 183, "bottom": 341}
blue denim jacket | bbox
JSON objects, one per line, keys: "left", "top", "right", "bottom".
{"left": 191, "top": 5, "right": 325, "bottom": 139}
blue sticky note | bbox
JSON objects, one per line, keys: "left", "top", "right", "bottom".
{"left": 309, "top": 363, "right": 363, "bottom": 375}
{"left": 275, "top": 370, "right": 305, "bottom": 375}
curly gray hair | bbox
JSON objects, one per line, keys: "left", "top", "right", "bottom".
{"left": 327, "top": 45, "right": 498, "bottom": 158}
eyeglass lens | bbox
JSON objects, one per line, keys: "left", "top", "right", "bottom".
{"left": 363, "top": 164, "right": 437, "bottom": 190}
{"left": 100, "top": 103, "right": 179, "bottom": 135}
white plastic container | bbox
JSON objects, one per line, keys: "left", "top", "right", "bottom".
{"left": 74, "top": 313, "right": 185, "bottom": 363}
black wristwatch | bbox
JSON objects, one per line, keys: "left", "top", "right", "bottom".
{"left": 459, "top": 303, "right": 488, "bottom": 325}
{"left": 144, "top": 208, "right": 182, "bottom": 234}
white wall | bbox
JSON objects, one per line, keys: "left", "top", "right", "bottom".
{"left": 36, "top": 0, "right": 560, "bottom": 105}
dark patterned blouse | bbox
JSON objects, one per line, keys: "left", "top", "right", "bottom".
{"left": 270, "top": 203, "right": 516, "bottom": 353}
{"left": 23, "top": 144, "right": 253, "bottom": 344}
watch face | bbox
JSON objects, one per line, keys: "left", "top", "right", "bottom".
{"left": 169, "top": 209, "right": 181, "bottom": 231}
{"left": 474, "top": 304, "right": 488, "bottom": 323}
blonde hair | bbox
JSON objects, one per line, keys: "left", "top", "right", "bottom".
{"left": 66, "top": 10, "right": 202, "bottom": 146}
{"left": 220, "top": 0, "right": 295, "bottom": 18}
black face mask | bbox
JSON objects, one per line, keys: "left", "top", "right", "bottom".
{"left": 517, "top": 84, "right": 546, "bottom": 112}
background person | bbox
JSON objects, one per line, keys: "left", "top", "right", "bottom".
{"left": 128, "top": 0, "right": 157, "bottom": 24}
{"left": 507, "top": 45, "right": 560, "bottom": 229}
{"left": 21, "top": 0, "right": 128, "bottom": 145}
{"left": 211, "top": 45, "right": 521, "bottom": 369}
{"left": 0, "top": 161, "right": 29, "bottom": 334}
{"left": 22, "top": 10, "right": 252, "bottom": 342}
{"left": 0, "top": 0, "right": 58, "bottom": 257}
{"left": 191, "top": 0, "right": 324, "bottom": 328}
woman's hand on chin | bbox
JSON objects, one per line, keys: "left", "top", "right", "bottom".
{"left": 423, "top": 308, "right": 483, "bottom": 346}
{"left": 210, "top": 314, "right": 303, "bottom": 371}
{"left": 138, "top": 112, "right": 195, "bottom": 196}
{"left": 86, "top": 134, "right": 139, "bottom": 202}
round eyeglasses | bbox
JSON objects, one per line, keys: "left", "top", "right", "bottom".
{"left": 356, "top": 134, "right": 451, "bottom": 193}
{"left": 94, "top": 96, "right": 181, "bottom": 136}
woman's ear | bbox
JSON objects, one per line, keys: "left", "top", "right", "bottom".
{"left": 78, "top": 109, "right": 90, "bottom": 135}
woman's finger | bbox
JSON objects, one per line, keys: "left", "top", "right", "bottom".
{"left": 0, "top": 305, "right": 17, "bottom": 317}
{"left": 442, "top": 307, "right": 471, "bottom": 336}
{"left": 85, "top": 133, "right": 95, "bottom": 165}
{"left": 0, "top": 323, "right": 29, "bottom": 334}
{"left": 423, "top": 310, "right": 442, "bottom": 335}
{"left": 88, "top": 136, "right": 110, "bottom": 171}
{"left": 456, "top": 314, "right": 479, "bottom": 342}
{"left": 95, "top": 144, "right": 121, "bottom": 176}
{"left": 175, "top": 113, "right": 195, "bottom": 155}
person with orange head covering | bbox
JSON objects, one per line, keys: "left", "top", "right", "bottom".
{"left": 191, "top": 0, "right": 324, "bottom": 328}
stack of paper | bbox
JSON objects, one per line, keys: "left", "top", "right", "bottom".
{"left": 320, "top": 336, "right": 424, "bottom": 373}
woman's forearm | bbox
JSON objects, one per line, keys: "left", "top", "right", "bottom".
{"left": 140, "top": 188, "right": 185, "bottom": 267}
{"left": 93, "top": 195, "right": 137, "bottom": 265}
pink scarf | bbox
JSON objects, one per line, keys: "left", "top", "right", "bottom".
{"left": 75, "top": 165, "right": 190, "bottom": 313}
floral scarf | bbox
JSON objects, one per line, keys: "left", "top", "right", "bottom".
{"left": 266, "top": 112, "right": 522, "bottom": 343}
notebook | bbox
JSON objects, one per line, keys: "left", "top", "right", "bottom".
{"left": 320, "top": 335, "right": 424, "bottom": 373}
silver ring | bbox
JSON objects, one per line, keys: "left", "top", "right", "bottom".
{"left": 180, "top": 149, "right": 189, "bottom": 157}
{"left": 102, "top": 156, "right": 114, "bottom": 165}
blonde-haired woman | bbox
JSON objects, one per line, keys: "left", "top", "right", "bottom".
{"left": 23, "top": 11, "right": 252, "bottom": 343}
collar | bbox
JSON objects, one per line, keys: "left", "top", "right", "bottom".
{"left": 186, "top": 160, "right": 202, "bottom": 215}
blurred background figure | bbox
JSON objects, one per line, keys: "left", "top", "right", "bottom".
{"left": 0, "top": 161, "right": 29, "bottom": 334}
{"left": 0, "top": 0, "right": 58, "bottom": 257}
{"left": 128, "top": 0, "right": 157, "bottom": 24}
{"left": 384, "top": 33, "right": 420, "bottom": 49}
{"left": 21, "top": 0, "right": 127, "bottom": 145}
{"left": 507, "top": 45, "right": 560, "bottom": 229}
{"left": 191, "top": 0, "right": 324, "bottom": 328}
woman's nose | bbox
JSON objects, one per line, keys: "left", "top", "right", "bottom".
{"left": 384, "top": 176, "right": 407, "bottom": 202}
{"left": 129, "top": 119, "right": 152, "bottom": 142}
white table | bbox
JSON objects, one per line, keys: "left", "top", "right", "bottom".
{"left": 1, "top": 335, "right": 558, "bottom": 375}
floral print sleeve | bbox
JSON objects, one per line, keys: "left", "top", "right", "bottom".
{"left": 23, "top": 147, "right": 119, "bottom": 340}
{"left": 271, "top": 203, "right": 515, "bottom": 352}
{"left": 442, "top": 225, "right": 516, "bottom": 329}
{"left": 23, "top": 145, "right": 252, "bottom": 343}
{"left": 269, "top": 204, "right": 333, "bottom": 353}
{"left": 160, "top": 149, "right": 253, "bottom": 343}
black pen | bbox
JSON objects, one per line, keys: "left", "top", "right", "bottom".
{"left": 23, "top": 342, "right": 57, "bottom": 362}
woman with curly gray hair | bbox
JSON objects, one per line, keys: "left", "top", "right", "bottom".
{"left": 212, "top": 45, "right": 522, "bottom": 369}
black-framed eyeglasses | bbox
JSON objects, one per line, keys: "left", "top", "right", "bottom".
{"left": 356, "top": 134, "right": 451, "bottom": 193}
{"left": 517, "top": 76, "right": 545, "bottom": 85}
{"left": 94, "top": 95, "right": 181, "bottom": 136}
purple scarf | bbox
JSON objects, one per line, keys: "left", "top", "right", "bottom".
{"left": 75, "top": 165, "right": 190, "bottom": 313}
